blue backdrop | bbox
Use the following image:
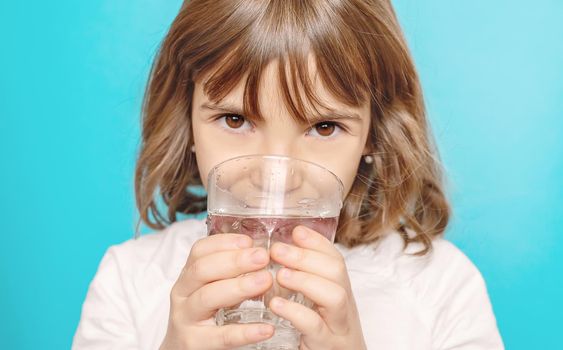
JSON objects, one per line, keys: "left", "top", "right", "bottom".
{"left": 1, "top": 0, "right": 561, "bottom": 348}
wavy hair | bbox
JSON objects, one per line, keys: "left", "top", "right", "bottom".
{"left": 135, "top": 0, "right": 451, "bottom": 255}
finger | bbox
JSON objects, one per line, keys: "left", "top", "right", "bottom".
{"left": 184, "top": 270, "right": 273, "bottom": 322}
{"left": 276, "top": 268, "right": 349, "bottom": 332}
{"left": 269, "top": 296, "right": 329, "bottom": 340}
{"left": 196, "top": 323, "right": 274, "bottom": 349}
{"left": 291, "top": 225, "right": 342, "bottom": 258}
{"left": 173, "top": 247, "right": 269, "bottom": 298}
{"left": 270, "top": 241, "right": 347, "bottom": 285}
{"left": 188, "top": 234, "right": 253, "bottom": 263}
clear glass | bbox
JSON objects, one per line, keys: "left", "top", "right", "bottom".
{"left": 206, "top": 155, "right": 344, "bottom": 350}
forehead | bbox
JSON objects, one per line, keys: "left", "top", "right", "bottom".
{"left": 196, "top": 53, "right": 369, "bottom": 122}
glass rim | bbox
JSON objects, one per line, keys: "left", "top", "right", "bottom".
{"left": 208, "top": 154, "right": 345, "bottom": 195}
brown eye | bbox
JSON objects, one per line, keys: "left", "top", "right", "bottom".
{"left": 225, "top": 114, "right": 245, "bottom": 129}
{"left": 315, "top": 122, "right": 336, "bottom": 137}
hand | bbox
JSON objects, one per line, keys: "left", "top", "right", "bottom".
{"left": 160, "top": 233, "right": 275, "bottom": 350}
{"left": 269, "top": 226, "right": 367, "bottom": 350}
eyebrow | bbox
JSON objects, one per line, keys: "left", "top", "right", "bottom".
{"left": 201, "top": 102, "right": 244, "bottom": 115}
{"left": 200, "top": 102, "right": 362, "bottom": 123}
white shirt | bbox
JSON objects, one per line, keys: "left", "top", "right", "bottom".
{"left": 73, "top": 219, "right": 504, "bottom": 349}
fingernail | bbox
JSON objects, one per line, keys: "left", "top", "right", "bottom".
{"left": 280, "top": 268, "right": 292, "bottom": 279}
{"left": 257, "top": 324, "right": 273, "bottom": 336}
{"left": 271, "top": 297, "right": 285, "bottom": 309}
{"left": 274, "top": 243, "right": 289, "bottom": 256}
{"left": 237, "top": 236, "right": 252, "bottom": 248}
{"left": 295, "top": 227, "right": 308, "bottom": 240}
{"left": 250, "top": 249, "right": 268, "bottom": 264}
{"left": 253, "top": 271, "right": 268, "bottom": 285}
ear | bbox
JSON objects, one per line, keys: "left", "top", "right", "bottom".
{"left": 362, "top": 141, "right": 372, "bottom": 156}
{"left": 361, "top": 121, "right": 375, "bottom": 156}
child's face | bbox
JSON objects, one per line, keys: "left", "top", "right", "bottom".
{"left": 191, "top": 58, "right": 371, "bottom": 197}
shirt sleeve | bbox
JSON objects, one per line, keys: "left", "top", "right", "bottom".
{"left": 423, "top": 240, "right": 505, "bottom": 350}
{"left": 72, "top": 246, "right": 138, "bottom": 350}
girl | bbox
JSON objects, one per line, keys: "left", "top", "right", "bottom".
{"left": 73, "top": 0, "right": 504, "bottom": 349}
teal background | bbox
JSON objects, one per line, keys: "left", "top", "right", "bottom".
{"left": 0, "top": 0, "right": 561, "bottom": 348}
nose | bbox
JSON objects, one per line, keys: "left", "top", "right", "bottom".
{"left": 246, "top": 119, "right": 307, "bottom": 195}
{"left": 259, "top": 124, "right": 298, "bottom": 158}
{"left": 248, "top": 158, "right": 304, "bottom": 194}
{"left": 260, "top": 139, "right": 292, "bottom": 158}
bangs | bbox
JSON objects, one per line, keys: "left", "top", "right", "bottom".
{"left": 186, "top": 0, "right": 373, "bottom": 123}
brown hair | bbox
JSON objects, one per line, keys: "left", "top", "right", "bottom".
{"left": 135, "top": 0, "right": 451, "bottom": 255}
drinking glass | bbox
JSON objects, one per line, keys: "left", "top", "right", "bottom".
{"left": 206, "top": 155, "right": 344, "bottom": 350}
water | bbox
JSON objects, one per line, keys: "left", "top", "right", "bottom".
{"left": 207, "top": 214, "right": 339, "bottom": 349}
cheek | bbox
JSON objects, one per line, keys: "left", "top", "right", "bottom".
{"left": 301, "top": 143, "right": 364, "bottom": 197}
{"left": 193, "top": 128, "right": 249, "bottom": 190}
{"left": 194, "top": 147, "right": 238, "bottom": 191}
{"left": 192, "top": 124, "right": 221, "bottom": 190}
{"left": 325, "top": 159, "right": 361, "bottom": 197}
{"left": 193, "top": 153, "right": 211, "bottom": 191}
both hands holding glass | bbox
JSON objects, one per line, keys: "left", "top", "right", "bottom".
{"left": 159, "top": 155, "right": 367, "bottom": 350}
